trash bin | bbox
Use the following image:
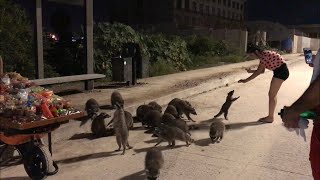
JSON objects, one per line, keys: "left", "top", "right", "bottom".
{"left": 111, "top": 57, "right": 133, "bottom": 85}
{"left": 122, "top": 43, "right": 149, "bottom": 79}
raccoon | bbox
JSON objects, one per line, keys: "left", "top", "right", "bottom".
{"left": 143, "top": 110, "right": 162, "bottom": 128}
{"left": 136, "top": 104, "right": 154, "bottom": 125}
{"left": 113, "top": 103, "right": 132, "bottom": 155}
{"left": 168, "top": 98, "right": 197, "bottom": 122}
{"left": 161, "top": 113, "right": 191, "bottom": 136}
{"left": 85, "top": 98, "right": 100, "bottom": 118}
{"left": 164, "top": 105, "right": 179, "bottom": 119}
{"left": 148, "top": 101, "right": 162, "bottom": 113}
{"left": 214, "top": 90, "right": 239, "bottom": 120}
{"left": 154, "top": 124, "right": 193, "bottom": 147}
{"left": 209, "top": 120, "right": 225, "bottom": 143}
{"left": 111, "top": 91, "right": 124, "bottom": 108}
{"left": 106, "top": 111, "right": 134, "bottom": 131}
{"left": 91, "top": 112, "right": 111, "bottom": 137}
{"left": 145, "top": 149, "right": 164, "bottom": 180}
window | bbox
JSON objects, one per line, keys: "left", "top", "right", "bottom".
{"left": 200, "top": 4, "right": 204, "bottom": 14}
{"left": 212, "top": 7, "right": 216, "bottom": 15}
{"left": 232, "top": 1, "right": 235, "bottom": 8}
{"left": 206, "top": 5, "right": 210, "bottom": 14}
{"left": 236, "top": 2, "right": 239, "bottom": 9}
{"left": 223, "top": 0, "right": 226, "bottom": 6}
{"left": 228, "top": 11, "right": 231, "bottom": 18}
{"left": 222, "top": 9, "right": 226, "bottom": 17}
{"left": 212, "top": 0, "right": 216, "bottom": 3}
{"left": 192, "top": 17, "right": 196, "bottom": 25}
{"left": 240, "top": 4, "right": 243, "bottom": 10}
{"left": 176, "top": 0, "right": 182, "bottom": 9}
{"left": 217, "top": 8, "right": 221, "bottom": 16}
{"left": 192, "top": 2, "right": 197, "bottom": 12}
{"left": 232, "top": 12, "right": 235, "bottom": 19}
{"left": 228, "top": 0, "right": 231, "bottom": 7}
{"left": 185, "top": 16, "right": 189, "bottom": 25}
{"left": 185, "top": 0, "right": 190, "bottom": 10}
{"left": 218, "top": 0, "right": 221, "bottom": 5}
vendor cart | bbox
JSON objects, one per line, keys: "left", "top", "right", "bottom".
{"left": 0, "top": 111, "right": 84, "bottom": 180}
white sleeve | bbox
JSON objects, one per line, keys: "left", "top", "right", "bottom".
{"left": 311, "top": 49, "right": 320, "bottom": 83}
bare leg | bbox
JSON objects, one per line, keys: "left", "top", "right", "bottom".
{"left": 259, "top": 77, "right": 284, "bottom": 123}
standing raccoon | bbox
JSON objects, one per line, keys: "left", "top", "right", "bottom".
{"left": 91, "top": 112, "right": 111, "bottom": 137}
{"left": 113, "top": 103, "right": 132, "bottom": 155}
{"left": 209, "top": 119, "right": 225, "bottom": 143}
{"left": 145, "top": 149, "right": 164, "bottom": 180}
{"left": 214, "top": 90, "right": 239, "bottom": 120}
{"left": 168, "top": 98, "right": 197, "bottom": 122}
{"left": 164, "top": 105, "right": 179, "bottom": 119}
{"left": 106, "top": 111, "right": 134, "bottom": 131}
{"left": 85, "top": 98, "right": 100, "bottom": 118}
{"left": 111, "top": 91, "right": 124, "bottom": 108}
{"left": 154, "top": 124, "right": 193, "bottom": 147}
{"left": 148, "top": 101, "right": 162, "bottom": 113}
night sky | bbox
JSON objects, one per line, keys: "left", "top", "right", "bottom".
{"left": 247, "top": 0, "right": 320, "bottom": 25}
{"left": 15, "top": 0, "right": 320, "bottom": 31}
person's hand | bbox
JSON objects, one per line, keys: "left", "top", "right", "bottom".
{"left": 245, "top": 68, "right": 251, "bottom": 73}
{"left": 309, "top": 63, "right": 314, "bottom": 67}
{"left": 281, "top": 106, "right": 300, "bottom": 129}
{"left": 238, "top": 79, "right": 247, "bottom": 83}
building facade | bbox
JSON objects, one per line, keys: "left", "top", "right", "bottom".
{"left": 105, "top": 0, "right": 247, "bottom": 33}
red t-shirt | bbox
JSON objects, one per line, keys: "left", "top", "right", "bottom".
{"left": 259, "top": 51, "right": 285, "bottom": 70}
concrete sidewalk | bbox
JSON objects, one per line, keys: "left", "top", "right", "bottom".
{"left": 51, "top": 53, "right": 304, "bottom": 143}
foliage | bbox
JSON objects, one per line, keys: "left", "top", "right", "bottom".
{"left": 149, "top": 59, "right": 178, "bottom": 77}
{"left": 185, "top": 35, "right": 233, "bottom": 57}
{"left": 143, "top": 34, "right": 191, "bottom": 71}
{"left": 94, "top": 22, "right": 148, "bottom": 77}
{"left": 0, "top": 0, "right": 34, "bottom": 78}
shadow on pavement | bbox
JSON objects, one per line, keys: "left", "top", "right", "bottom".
{"left": 194, "top": 138, "right": 212, "bottom": 147}
{"left": 0, "top": 177, "right": 30, "bottom": 180}
{"left": 119, "top": 170, "right": 146, "bottom": 180}
{"left": 134, "top": 145, "right": 185, "bottom": 154}
{"left": 100, "top": 104, "right": 114, "bottom": 110}
{"left": 225, "top": 121, "right": 265, "bottom": 131}
{"left": 56, "top": 151, "right": 118, "bottom": 164}
{"left": 69, "top": 131, "right": 115, "bottom": 140}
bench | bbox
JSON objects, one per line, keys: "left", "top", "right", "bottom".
{"left": 31, "top": 74, "right": 105, "bottom": 90}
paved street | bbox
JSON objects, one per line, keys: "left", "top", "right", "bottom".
{"left": 0, "top": 60, "right": 315, "bottom": 180}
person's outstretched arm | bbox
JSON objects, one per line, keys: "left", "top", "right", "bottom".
{"left": 239, "top": 63, "right": 265, "bottom": 83}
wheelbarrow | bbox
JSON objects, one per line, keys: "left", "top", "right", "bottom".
{"left": 0, "top": 112, "right": 84, "bottom": 179}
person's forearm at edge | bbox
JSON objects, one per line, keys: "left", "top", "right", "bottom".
{"left": 290, "top": 75, "right": 320, "bottom": 113}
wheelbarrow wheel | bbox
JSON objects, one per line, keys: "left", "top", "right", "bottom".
{"left": 22, "top": 144, "right": 55, "bottom": 180}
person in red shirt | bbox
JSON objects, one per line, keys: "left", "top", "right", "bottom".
{"left": 238, "top": 46, "right": 289, "bottom": 123}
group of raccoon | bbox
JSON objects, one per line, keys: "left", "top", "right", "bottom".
{"left": 83, "top": 89, "right": 239, "bottom": 179}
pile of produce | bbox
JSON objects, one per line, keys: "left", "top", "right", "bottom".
{"left": 0, "top": 72, "right": 79, "bottom": 124}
